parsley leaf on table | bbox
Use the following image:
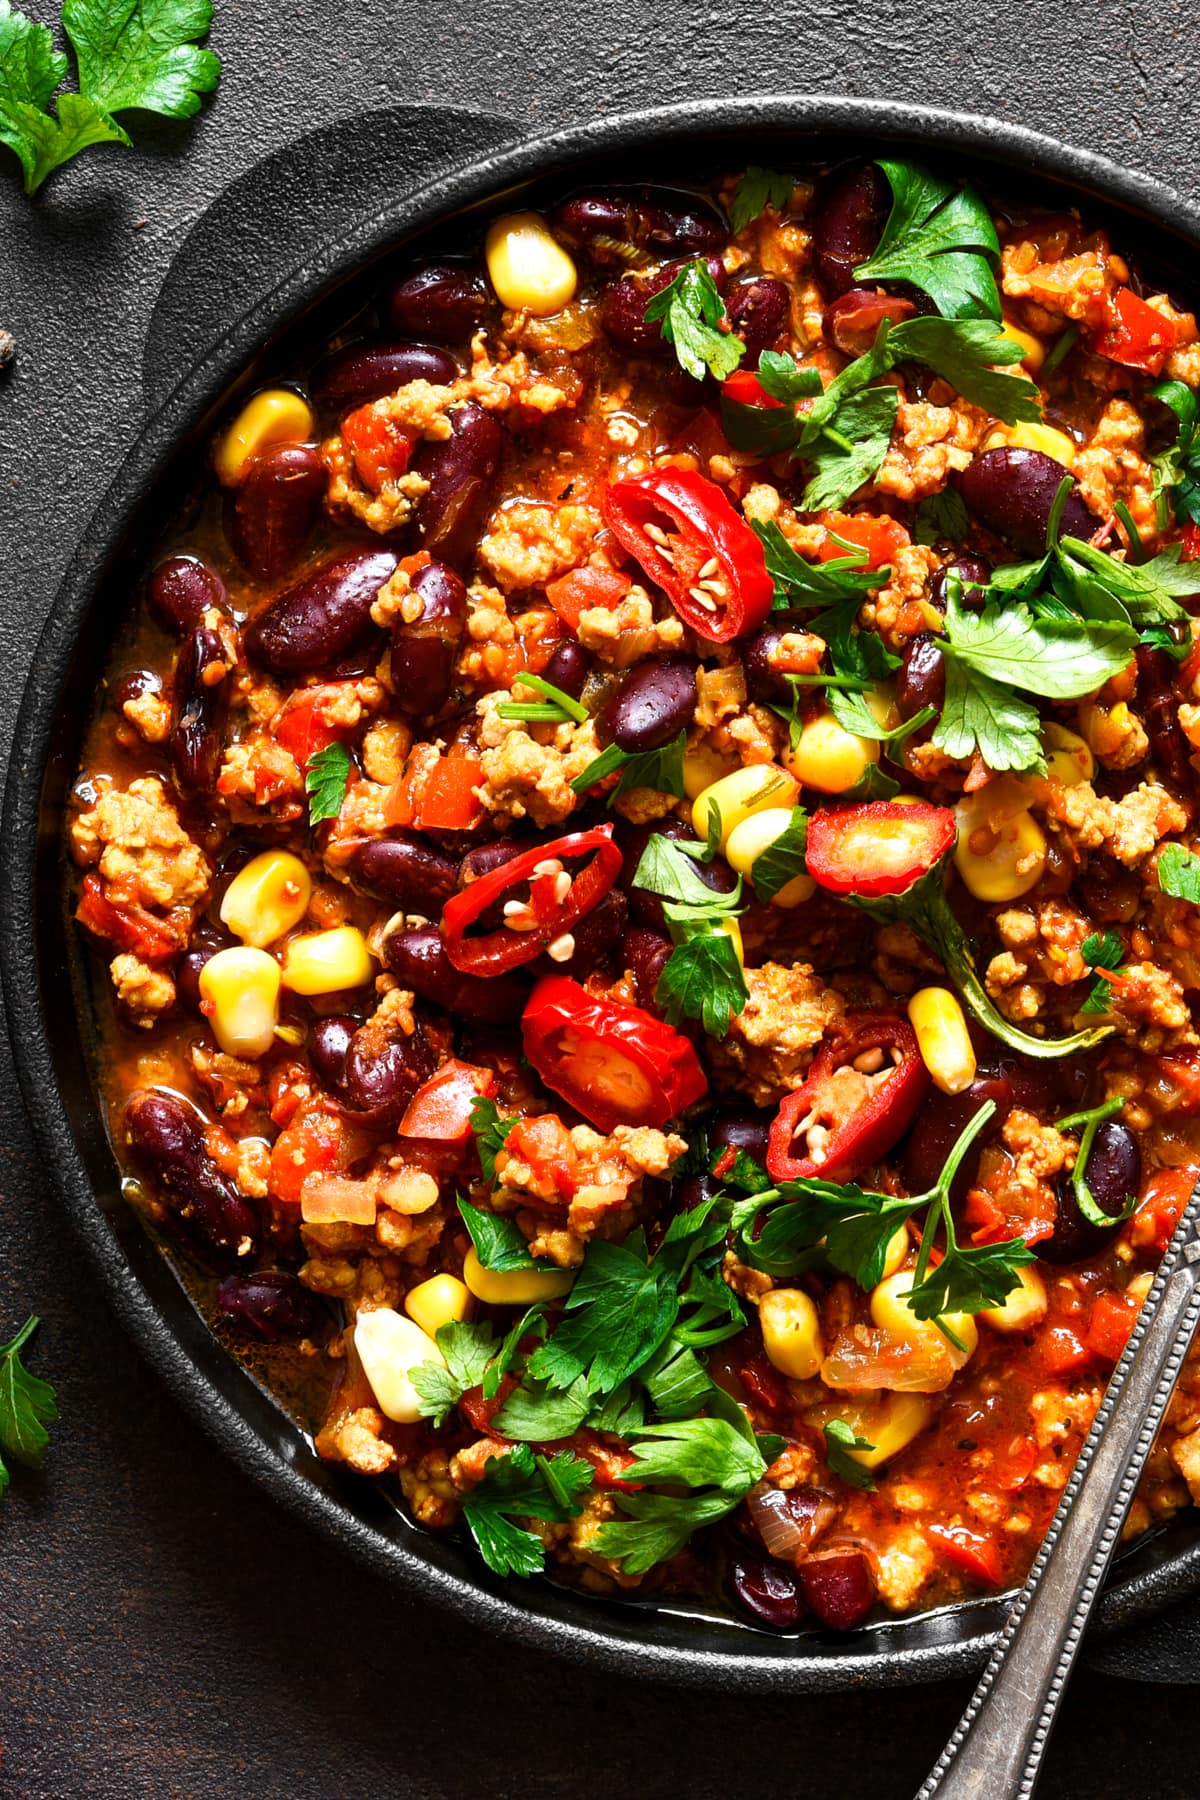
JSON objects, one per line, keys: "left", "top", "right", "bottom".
{"left": 645, "top": 258, "right": 744, "bottom": 383}
{"left": 569, "top": 729, "right": 687, "bottom": 804}
{"left": 460, "top": 1444, "right": 593, "bottom": 1578}
{"left": 1158, "top": 843, "right": 1200, "bottom": 903}
{"left": 0, "top": 1316, "right": 57, "bottom": 1495}
{"left": 853, "top": 159, "right": 1001, "bottom": 319}
{"left": 823, "top": 1418, "right": 877, "bottom": 1492}
{"left": 469, "top": 1095, "right": 515, "bottom": 1183}
{"left": 1078, "top": 929, "right": 1124, "bottom": 1016}
{"left": 304, "top": 742, "right": 351, "bottom": 826}
{"left": 729, "top": 164, "right": 793, "bottom": 233}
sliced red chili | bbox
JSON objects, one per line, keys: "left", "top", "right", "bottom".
{"left": 603, "top": 467, "right": 773, "bottom": 643}
{"left": 766, "top": 1013, "right": 929, "bottom": 1184}
{"left": 720, "top": 370, "right": 784, "bottom": 409}
{"left": 521, "top": 975, "right": 708, "bottom": 1133}
{"left": 1092, "top": 287, "right": 1176, "bottom": 376}
{"left": 805, "top": 801, "right": 957, "bottom": 898}
{"left": 441, "top": 826, "right": 622, "bottom": 977}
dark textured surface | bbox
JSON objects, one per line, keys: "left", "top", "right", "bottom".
{"left": 5, "top": 9, "right": 1200, "bottom": 1796}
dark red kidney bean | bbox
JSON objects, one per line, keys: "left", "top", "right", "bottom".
{"left": 896, "top": 633, "right": 946, "bottom": 721}
{"left": 826, "top": 288, "right": 917, "bottom": 357}
{"left": 175, "top": 928, "right": 231, "bottom": 1014}
{"left": 412, "top": 402, "right": 502, "bottom": 568}
{"left": 533, "top": 887, "right": 628, "bottom": 980}
{"left": 959, "top": 449, "right": 1097, "bottom": 555}
{"left": 308, "top": 1015, "right": 358, "bottom": 1092}
{"left": 797, "top": 1550, "right": 874, "bottom": 1630}
{"left": 601, "top": 256, "right": 726, "bottom": 352}
{"left": 600, "top": 659, "right": 697, "bottom": 753}
{"left": 618, "top": 819, "right": 737, "bottom": 933}
{"left": 902, "top": 1077, "right": 1014, "bottom": 1204}
{"left": 341, "top": 1020, "right": 435, "bottom": 1128}
{"left": 542, "top": 639, "right": 591, "bottom": 701}
{"left": 126, "top": 1089, "right": 261, "bottom": 1265}
{"left": 726, "top": 277, "right": 790, "bottom": 364}
{"left": 458, "top": 836, "right": 545, "bottom": 887}
{"left": 929, "top": 554, "right": 991, "bottom": 611}
{"left": 975, "top": 1051, "right": 1070, "bottom": 1114}
{"left": 170, "top": 624, "right": 228, "bottom": 793}
{"left": 348, "top": 831, "right": 458, "bottom": 912}
{"left": 1137, "top": 642, "right": 1192, "bottom": 787}
{"left": 147, "top": 555, "right": 226, "bottom": 635}
{"left": 620, "top": 925, "right": 673, "bottom": 1010}
{"left": 728, "top": 1547, "right": 805, "bottom": 1629}
{"left": 382, "top": 926, "right": 531, "bottom": 1023}
{"left": 671, "top": 1173, "right": 721, "bottom": 1211}
{"left": 390, "top": 559, "right": 469, "bottom": 714}
{"left": 387, "top": 264, "right": 490, "bottom": 343}
{"left": 1076, "top": 851, "right": 1141, "bottom": 925}
{"left": 710, "top": 1108, "right": 773, "bottom": 1167}
{"left": 311, "top": 340, "right": 458, "bottom": 413}
{"left": 555, "top": 189, "right": 726, "bottom": 263}
{"left": 244, "top": 547, "right": 397, "bottom": 672}
{"left": 228, "top": 444, "right": 327, "bottom": 583}
{"left": 113, "top": 668, "right": 159, "bottom": 710}
{"left": 1041, "top": 1121, "right": 1142, "bottom": 1265}
{"left": 742, "top": 616, "right": 809, "bottom": 705}
{"left": 812, "top": 164, "right": 889, "bottom": 298}
{"left": 215, "top": 1270, "right": 330, "bottom": 1342}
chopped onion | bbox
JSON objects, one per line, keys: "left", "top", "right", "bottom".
{"left": 746, "top": 1483, "right": 838, "bottom": 1563}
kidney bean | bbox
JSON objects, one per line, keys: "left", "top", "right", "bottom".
{"left": 618, "top": 819, "right": 737, "bottom": 933}
{"left": 1136, "top": 642, "right": 1192, "bottom": 787}
{"left": 599, "top": 658, "right": 697, "bottom": 754}
{"left": 341, "top": 1018, "right": 435, "bottom": 1129}
{"left": 620, "top": 925, "right": 673, "bottom": 1010}
{"left": 976, "top": 1051, "right": 1072, "bottom": 1114}
{"left": 742, "top": 617, "right": 809, "bottom": 706}
{"left": 726, "top": 276, "right": 790, "bottom": 365}
{"left": 728, "top": 1547, "right": 805, "bottom": 1629}
{"left": 710, "top": 1108, "right": 773, "bottom": 1167}
{"left": 215, "top": 1269, "right": 330, "bottom": 1342}
{"left": 412, "top": 402, "right": 502, "bottom": 568}
{"left": 147, "top": 555, "right": 226, "bottom": 636}
{"left": 1041, "top": 1121, "right": 1141, "bottom": 1265}
{"left": 228, "top": 445, "right": 326, "bottom": 582}
{"left": 113, "top": 668, "right": 159, "bottom": 711}
{"left": 543, "top": 639, "right": 592, "bottom": 701}
{"left": 348, "top": 832, "right": 458, "bottom": 912}
{"left": 175, "top": 924, "right": 231, "bottom": 1014}
{"left": 959, "top": 449, "right": 1097, "bottom": 554}
{"left": 797, "top": 1549, "right": 875, "bottom": 1630}
{"left": 896, "top": 633, "right": 946, "bottom": 721}
{"left": 601, "top": 256, "right": 726, "bottom": 352}
{"left": 170, "top": 624, "right": 229, "bottom": 793}
{"left": 387, "top": 264, "right": 490, "bottom": 343}
{"left": 382, "top": 925, "right": 531, "bottom": 1023}
{"left": 312, "top": 340, "right": 459, "bottom": 413}
{"left": 902, "top": 1077, "right": 1014, "bottom": 1204}
{"left": 929, "top": 554, "right": 991, "bottom": 611}
{"left": 126, "top": 1089, "right": 261, "bottom": 1264}
{"left": 1076, "top": 851, "right": 1141, "bottom": 925}
{"left": 308, "top": 1014, "right": 358, "bottom": 1092}
{"left": 826, "top": 288, "right": 917, "bottom": 358}
{"left": 555, "top": 189, "right": 727, "bottom": 264}
{"left": 390, "top": 559, "right": 469, "bottom": 714}
{"left": 244, "top": 547, "right": 397, "bottom": 672}
{"left": 812, "top": 164, "right": 890, "bottom": 298}
{"left": 533, "top": 888, "right": 628, "bottom": 980}
{"left": 671, "top": 1172, "right": 721, "bottom": 1211}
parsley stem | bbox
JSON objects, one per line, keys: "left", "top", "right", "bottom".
{"left": 1053, "top": 1096, "right": 1137, "bottom": 1228}
{"left": 510, "top": 670, "right": 589, "bottom": 724}
{"left": 786, "top": 672, "right": 872, "bottom": 690}
{"left": 496, "top": 702, "right": 572, "bottom": 722}
{"left": 1040, "top": 324, "right": 1079, "bottom": 375}
{"left": 821, "top": 425, "right": 856, "bottom": 455}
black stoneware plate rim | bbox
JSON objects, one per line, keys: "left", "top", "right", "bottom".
{"left": 7, "top": 94, "right": 1200, "bottom": 1693}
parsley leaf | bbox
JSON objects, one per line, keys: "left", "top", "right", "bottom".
{"left": 305, "top": 742, "right": 351, "bottom": 825}
{"left": 854, "top": 159, "right": 1001, "bottom": 319}
{"left": 655, "top": 927, "right": 747, "bottom": 1041}
{"left": 1150, "top": 377, "right": 1200, "bottom": 529}
{"left": 527, "top": 1238, "right": 678, "bottom": 1396}
{"left": 935, "top": 654, "right": 1045, "bottom": 774}
{"left": 0, "top": 1316, "right": 56, "bottom": 1494}
{"left": 1158, "top": 842, "right": 1200, "bottom": 903}
{"left": 748, "top": 805, "right": 808, "bottom": 902}
{"left": 589, "top": 1490, "right": 736, "bottom": 1573}
{"left": 490, "top": 1373, "right": 592, "bottom": 1442}
{"left": 888, "top": 316, "right": 1041, "bottom": 422}
{"left": 823, "top": 1418, "right": 877, "bottom": 1491}
{"left": 469, "top": 1095, "right": 515, "bottom": 1183}
{"left": 828, "top": 685, "right": 934, "bottom": 745}
{"left": 800, "top": 382, "right": 899, "bottom": 512}
{"left": 1056, "top": 536, "right": 1197, "bottom": 628}
{"left": 411, "top": 1320, "right": 499, "bottom": 1426}
{"left": 460, "top": 1444, "right": 593, "bottom": 1578}
{"left": 1078, "top": 929, "right": 1124, "bottom": 1016}
{"left": 457, "top": 1197, "right": 553, "bottom": 1275}
{"left": 645, "top": 259, "right": 744, "bottom": 383}
{"left": 496, "top": 671, "right": 589, "bottom": 726}
{"left": 906, "top": 1236, "right": 1035, "bottom": 1323}
{"left": 729, "top": 164, "right": 793, "bottom": 233}
{"left": 751, "top": 519, "right": 887, "bottom": 610}
{"left": 943, "top": 592, "right": 1138, "bottom": 698}
{"left": 591, "top": 1418, "right": 767, "bottom": 1573}
{"left": 915, "top": 488, "right": 970, "bottom": 547}
{"left": 569, "top": 729, "right": 687, "bottom": 804}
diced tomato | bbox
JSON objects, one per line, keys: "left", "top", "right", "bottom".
{"left": 1182, "top": 523, "right": 1200, "bottom": 563}
{"left": 964, "top": 1189, "right": 1008, "bottom": 1245}
{"left": 387, "top": 748, "right": 483, "bottom": 832}
{"left": 399, "top": 1059, "right": 496, "bottom": 1141}
{"left": 273, "top": 684, "right": 357, "bottom": 766}
{"left": 563, "top": 1428, "right": 642, "bottom": 1490}
{"left": 503, "top": 1115, "right": 579, "bottom": 1200}
{"left": 993, "top": 1433, "right": 1038, "bottom": 1492}
{"left": 737, "top": 1349, "right": 790, "bottom": 1414}
{"left": 818, "top": 511, "right": 910, "bottom": 569}
{"left": 1085, "top": 1291, "right": 1139, "bottom": 1364}
{"left": 1157, "top": 1050, "right": 1200, "bottom": 1115}
{"left": 269, "top": 1108, "right": 344, "bottom": 1204}
{"left": 1039, "top": 1325, "right": 1093, "bottom": 1376}
{"left": 1093, "top": 288, "right": 1177, "bottom": 376}
{"left": 75, "top": 873, "right": 183, "bottom": 964}
{"left": 341, "top": 403, "right": 418, "bottom": 492}
{"left": 267, "top": 1062, "right": 313, "bottom": 1128}
{"left": 927, "top": 1524, "right": 1003, "bottom": 1587}
{"left": 720, "top": 370, "right": 784, "bottom": 409}
{"left": 1132, "top": 1166, "right": 1197, "bottom": 1256}
{"left": 545, "top": 565, "right": 631, "bottom": 629}
{"left": 459, "top": 1380, "right": 515, "bottom": 1438}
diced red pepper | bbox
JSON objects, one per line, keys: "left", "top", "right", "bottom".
{"left": 1038, "top": 1325, "right": 1093, "bottom": 1377}
{"left": 1092, "top": 288, "right": 1176, "bottom": 376}
{"left": 805, "top": 801, "right": 957, "bottom": 898}
{"left": 1155, "top": 1050, "right": 1200, "bottom": 1115}
{"left": 993, "top": 1433, "right": 1038, "bottom": 1492}
{"left": 75, "top": 873, "right": 184, "bottom": 964}
{"left": 603, "top": 467, "right": 773, "bottom": 642}
{"left": 736, "top": 1348, "right": 791, "bottom": 1414}
{"left": 387, "top": 748, "right": 484, "bottom": 832}
{"left": 521, "top": 975, "right": 708, "bottom": 1133}
{"left": 273, "top": 683, "right": 357, "bottom": 766}
{"left": 559, "top": 1428, "right": 642, "bottom": 1489}
{"left": 399, "top": 1059, "right": 496, "bottom": 1141}
{"left": 442, "top": 826, "right": 622, "bottom": 977}
{"left": 818, "top": 510, "right": 910, "bottom": 570}
{"left": 1085, "top": 1291, "right": 1139, "bottom": 1364}
{"left": 927, "top": 1523, "right": 1003, "bottom": 1587}
{"left": 459, "top": 1380, "right": 516, "bottom": 1438}
{"left": 766, "top": 1012, "right": 929, "bottom": 1184}
{"left": 545, "top": 565, "right": 632, "bottom": 629}
{"left": 1182, "top": 523, "right": 1200, "bottom": 563}
{"left": 268, "top": 1108, "right": 344, "bottom": 1204}
{"left": 720, "top": 369, "right": 784, "bottom": 409}
{"left": 341, "top": 403, "right": 418, "bottom": 491}
{"left": 503, "top": 1115, "right": 579, "bottom": 1200}
{"left": 1132, "top": 1166, "right": 1197, "bottom": 1256}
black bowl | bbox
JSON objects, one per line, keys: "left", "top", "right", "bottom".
{"left": 7, "top": 95, "right": 1200, "bottom": 1692}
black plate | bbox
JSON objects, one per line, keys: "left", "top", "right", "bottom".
{"left": 7, "top": 95, "right": 1200, "bottom": 1692}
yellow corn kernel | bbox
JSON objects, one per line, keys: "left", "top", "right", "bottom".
{"left": 908, "top": 986, "right": 977, "bottom": 1096}
{"left": 954, "top": 787, "right": 1047, "bottom": 903}
{"left": 405, "top": 1273, "right": 471, "bottom": 1339}
{"left": 983, "top": 1265, "right": 1048, "bottom": 1333}
{"left": 783, "top": 711, "right": 879, "bottom": 794}
{"left": 219, "top": 850, "right": 312, "bottom": 949}
{"left": 1001, "top": 323, "right": 1046, "bottom": 371}
{"left": 199, "top": 946, "right": 281, "bottom": 1059}
{"left": 984, "top": 420, "right": 1076, "bottom": 469}
{"left": 725, "top": 806, "right": 817, "bottom": 908}
{"left": 870, "top": 1271, "right": 979, "bottom": 1362}
{"left": 1042, "top": 721, "right": 1094, "bottom": 787}
{"left": 281, "top": 926, "right": 375, "bottom": 995}
{"left": 714, "top": 915, "right": 744, "bottom": 968}
{"left": 485, "top": 212, "right": 577, "bottom": 315}
{"left": 214, "top": 388, "right": 315, "bottom": 486}
{"left": 881, "top": 1222, "right": 910, "bottom": 1281}
{"left": 691, "top": 763, "right": 798, "bottom": 849}
{"left": 760, "top": 1287, "right": 824, "bottom": 1380}
{"left": 462, "top": 1246, "right": 575, "bottom": 1306}
{"left": 682, "top": 741, "right": 738, "bottom": 801}
{"left": 354, "top": 1308, "right": 442, "bottom": 1424}
{"left": 804, "top": 1392, "right": 933, "bottom": 1468}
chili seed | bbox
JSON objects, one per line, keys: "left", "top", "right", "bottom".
{"left": 546, "top": 932, "right": 576, "bottom": 962}
{"left": 698, "top": 557, "right": 720, "bottom": 579}
{"left": 552, "top": 871, "right": 572, "bottom": 904}
{"left": 853, "top": 1047, "right": 885, "bottom": 1073}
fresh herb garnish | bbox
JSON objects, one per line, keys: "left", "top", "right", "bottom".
{"left": 569, "top": 729, "right": 687, "bottom": 804}
{"left": 1078, "top": 929, "right": 1124, "bottom": 1015}
{"left": 633, "top": 831, "right": 749, "bottom": 1038}
{"left": 751, "top": 518, "right": 888, "bottom": 610}
{"left": 0, "top": 1316, "right": 56, "bottom": 1496}
{"left": 460, "top": 1443, "right": 593, "bottom": 1578}
{"left": 645, "top": 258, "right": 744, "bottom": 383}
{"left": 1158, "top": 842, "right": 1200, "bottom": 903}
{"left": 1149, "top": 377, "right": 1200, "bottom": 530}
{"left": 496, "top": 671, "right": 589, "bottom": 725}
{"left": 823, "top": 1418, "right": 877, "bottom": 1491}
{"left": 410, "top": 1320, "right": 500, "bottom": 1427}
{"left": 915, "top": 487, "right": 970, "bottom": 546}
{"left": 853, "top": 159, "right": 1001, "bottom": 319}
{"left": 729, "top": 164, "right": 793, "bottom": 233}
{"left": 747, "top": 805, "right": 808, "bottom": 902}
{"left": 591, "top": 1415, "right": 768, "bottom": 1573}
{"left": 469, "top": 1095, "right": 516, "bottom": 1183}
{"left": 304, "top": 742, "right": 352, "bottom": 825}
{"left": 457, "top": 1196, "right": 560, "bottom": 1275}
{"left": 0, "top": 0, "right": 220, "bottom": 195}
{"left": 1054, "top": 1096, "right": 1138, "bottom": 1229}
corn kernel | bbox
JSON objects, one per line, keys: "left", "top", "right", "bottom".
{"left": 908, "top": 986, "right": 977, "bottom": 1095}
{"left": 1001, "top": 323, "right": 1046, "bottom": 371}
{"left": 405, "top": 1273, "right": 471, "bottom": 1339}
{"left": 783, "top": 712, "right": 879, "bottom": 794}
{"left": 725, "top": 806, "right": 816, "bottom": 907}
{"left": 691, "top": 764, "right": 798, "bottom": 849}
{"left": 1041, "top": 721, "right": 1094, "bottom": 788}
{"left": 870, "top": 1271, "right": 979, "bottom": 1362}
{"left": 760, "top": 1287, "right": 824, "bottom": 1379}
{"left": 281, "top": 926, "right": 375, "bottom": 995}
{"left": 682, "top": 742, "right": 737, "bottom": 801}
{"left": 881, "top": 1222, "right": 910, "bottom": 1281}
{"left": 462, "top": 1247, "right": 575, "bottom": 1306}
{"left": 485, "top": 212, "right": 577, "bottom": 315}
{"left": 983, "top": 1265, "right": 1048, "bottom": 1333}
{"left": 214, "top": 388, "right": 315, "bottom": 486}
{"left": 985, "top": 420, "right": 1076, "bottom": 469}
{"left": 954, "top": 786, "right": 1047, "bottom": 902}
{"left": 354, "top": 1308, "right": 442, "bottom": 1424}
{"left": 714, "top": 915, "right": 744, "bottom": 968}
{"left": 199, "top": 946, "right": 281, "bottom": 1059}
{"left": 804, "top": 1392, "right": 933, "bottom": 1468}
{"left": 220, "top": 850, "right": 312, "bottom": 948}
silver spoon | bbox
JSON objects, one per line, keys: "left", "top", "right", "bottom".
{"left": 917, "top": 1171, "right": 1200, "bottom": 1800}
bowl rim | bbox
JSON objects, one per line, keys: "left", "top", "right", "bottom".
{"left": 7, "top": 92, "right": 1200, "bottom": 1693}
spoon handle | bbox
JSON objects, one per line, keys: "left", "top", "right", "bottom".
{"left": 916, "top": 1182, "right": 1200, "bottom": 1800}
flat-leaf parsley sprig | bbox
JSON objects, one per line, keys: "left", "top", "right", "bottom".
{"left": 0, "top": 1315, "right": 57, "bottom": 1496}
